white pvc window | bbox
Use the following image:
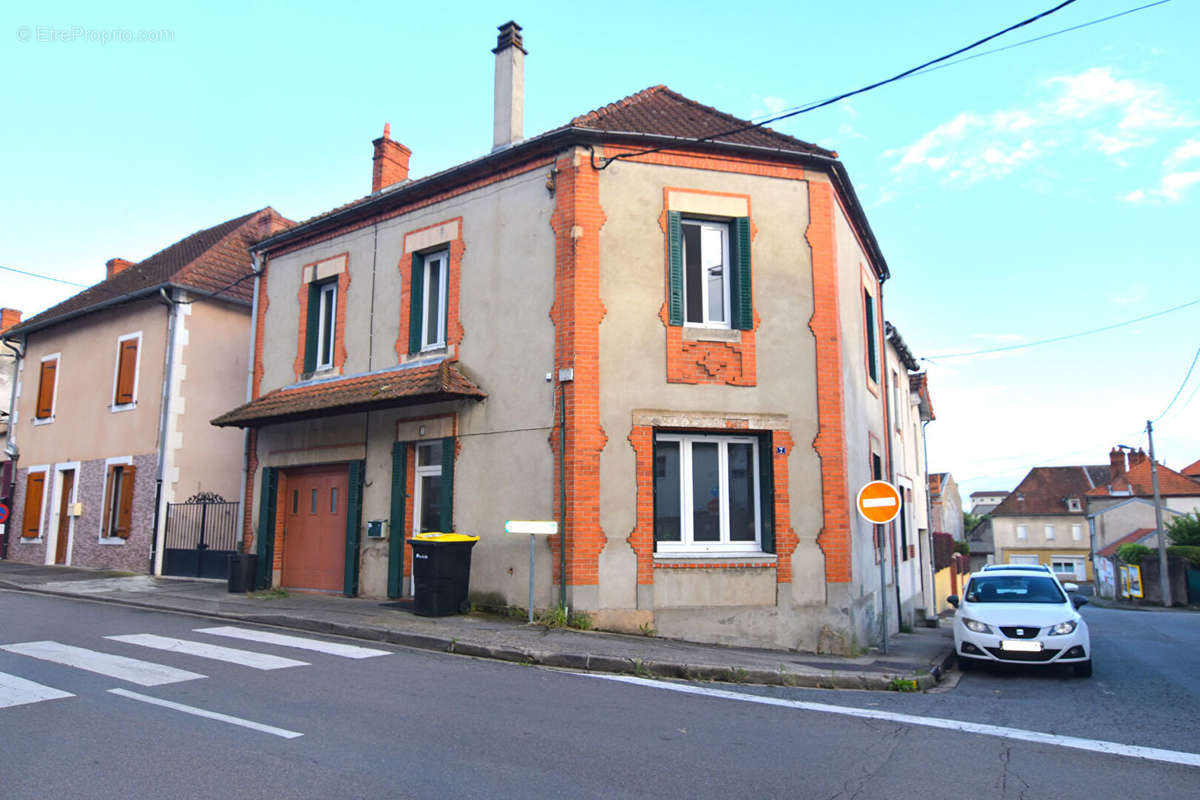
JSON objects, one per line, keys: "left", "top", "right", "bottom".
{"left": 1016, "top": 525, "right": 1028, "bottom": 540}
{"left": 413, "top": 441, "right": 444, "bottom": 533}
{"left": 1044, "top": 524, "right": 1055, "bottom": 541}
{"left": 421, "top": 250, "right": 449, "bottom": 350}
{"left": 1052, "top": 558, "right": 1084, "bottom": 581}
{"left": 316, "top": 282, "right": 337, "bottom": 370}
{"left": 1071, "top": 524, "right": 1082, "bottom": 541}
{"left": 653, "top": 433, "right": 760, "bottom": 554}
{"left": 681, "top": 220, "right": 730, "bottom": 328}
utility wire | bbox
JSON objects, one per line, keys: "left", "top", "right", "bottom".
{"left": 922, "top": 296, "right": 1200, "bottom": 361}
{"left": 0, "top": 264, "right": 89, "bottom": 288}
{"left": 598, "top": 0, "right": 1081, "bottom": 168}
{"left": 1153, "top": 343, "right": 1200, "bottom": 422}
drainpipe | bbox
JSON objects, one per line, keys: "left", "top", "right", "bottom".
{"left": 558, "top": 378, "right": 567, "bottom": 611}
{"left": 237, "top": 252, "right": 263, "bottom": 554}
{"left": 151, "top": 288, "right": 181, "bottom": 576}
{"left": 2, "top": 336, "right": 23, "bottom": 559}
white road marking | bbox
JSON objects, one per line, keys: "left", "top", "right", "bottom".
{"left": 109, "top": 689, "right": 303, "bottom": 739}
{"left": 0, "top": 672, "right": 74, "bottom": 708}
{"left": 0, "top": 641, "right": 205, "bottom": 686}
{"left": 588, "top": 674, "right": 1200, "bottom": 769}
{"left": 862, "top": 497, "right": 898, "bottom": 508}
{"left": 105, "top": 634, "right": 309, "bottom": 671}
{"left": 194, "top": 626, "right": 390, "bottom": 659}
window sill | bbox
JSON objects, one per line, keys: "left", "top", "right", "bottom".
{"left": 110, "top": 403, "right": 137, "bottom": 413}
{"left": 32, "top": 417, "right": 55, "bottom": 426}
{"left": 18, "top": 537, "right": 43, "bottom": 544}
{"left": 654, "top": 554, "right": 776, "bottom": 568}
{"left": 98, "top": 537, "right": 127, "bottom": 546}
{"left": 681, "top": 326, "right": 738, "bottom": 343}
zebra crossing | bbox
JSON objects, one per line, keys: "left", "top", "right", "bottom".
{"left": 0, "top": 626, "right": 392, "bottom": 733}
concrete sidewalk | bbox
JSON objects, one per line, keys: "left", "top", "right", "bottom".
{"left": 0, "top": 562, "right": 955, "bottom": 690}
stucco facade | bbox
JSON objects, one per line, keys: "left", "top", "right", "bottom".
{"left": 991, "top": 513, "right": 1092, "bottom": 581}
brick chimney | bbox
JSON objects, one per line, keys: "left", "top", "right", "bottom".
{"left": 372, "top": 123, "right": 411, "bottom": 193}
{"left": 0, "top": 308, "right": 21, "bottom": 334}
{"left": 1130, "top": 448, "right": 1148, "bottom": 468}
{"left": 106, "top": 258, "right": 135, "bottom": 280}
{"left": 1109, "top": 447, "right": 1127, "bottom": 479}
{"left": 492, "top": 21, "right": 526, "bottom": 151}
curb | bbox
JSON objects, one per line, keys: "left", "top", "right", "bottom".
{"left": 0, "top": 580, "right": 944, "bottom": 691}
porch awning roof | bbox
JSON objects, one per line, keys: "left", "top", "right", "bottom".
{"left": 212, "top": 361, "right": 485, "bottom": 428}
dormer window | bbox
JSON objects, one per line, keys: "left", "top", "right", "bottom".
{"left": 1067, "top": 497, "right": 1082, "bottom": 513}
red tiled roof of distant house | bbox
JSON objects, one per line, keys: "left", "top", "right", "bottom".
{"left": 1098, "top": 528, "right": 1157, "bottom": 558}
{"left": 1086, "top": 459, "right": 1200, "bottom": 497}
{"left": 992, "top": 465, "right": 1110, "bottom": 516}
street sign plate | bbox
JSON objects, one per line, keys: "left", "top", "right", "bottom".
{"left": 0, "top": 503, "right": 8, "bottom": 525}
{"left": 855, "top": 481, "right": 901, "bottom": 524}
{"left": 504, "top": 520, "right": 558, "bottom": 535}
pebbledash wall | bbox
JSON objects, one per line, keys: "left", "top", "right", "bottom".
{"left": 247, "top": 145, "right": 896, "bottom": 651}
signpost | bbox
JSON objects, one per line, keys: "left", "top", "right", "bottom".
{"left": 505, "top": 520, "right": 559, "bottom": 623}
{"left": 856, "top": 481, "right": 901, "bottom": 653}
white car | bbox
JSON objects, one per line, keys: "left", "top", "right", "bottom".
{"left": 949, "top": 568, "right": 1092, "bottom": 677}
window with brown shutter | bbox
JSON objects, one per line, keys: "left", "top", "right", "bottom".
{"left": 22, "top": 472, "right": 46, "bottom": 538}
{"left": 114, "top": 338, "right": 138, "bottom": 405}
{"left": 35, "top": 358, "right": 57, "bottom": 419}
{"left": 102, "top": 464, "right": 136, "bottom": 538}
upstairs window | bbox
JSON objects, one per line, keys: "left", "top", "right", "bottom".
{"left": 409, "top": 249, "right": 449, "bottom": 352}
{"left": 35, "top": 355, "right": 58, "bottom": 420}
{"left": 666, "top": 213, "right": 752, "bottom": 330}
{"left": 864, "top": 289, "right": 878, "bottom": 383}
{"left": 113, "top": 334, "right": 140, "bottom": 408}
{"left": 303, "top": 279, "right": 338, "bottom": 373}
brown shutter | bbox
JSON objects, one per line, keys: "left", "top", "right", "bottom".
{"left": 115, "top": 465, "right": 136, "bottom": 538}
{"left": 21, "top": 472, "right": 46, "bottom": 538}
{"left": 115, "top": 339, "right": 138, "bottom": 404}
{"left": 36, "top": 359, "right": 57, "bottom": 419}
{"left": 101, "top": 464, "right": 118, "bottom": 537}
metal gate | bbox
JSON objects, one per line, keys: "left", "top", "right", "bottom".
{"left": 162, "top": 493, "right": 240, "bottom": 579}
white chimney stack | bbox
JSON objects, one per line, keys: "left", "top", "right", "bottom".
{"left": 492, "top": 21, "right": 526, "bottom": 151}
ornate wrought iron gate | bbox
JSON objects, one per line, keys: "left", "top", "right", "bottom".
{"left": 163, "top": 493, "right": 240, "bottom": 579}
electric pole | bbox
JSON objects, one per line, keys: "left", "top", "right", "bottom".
{"left": 1146, "top": 420, "right": 1171, "bottom": 607}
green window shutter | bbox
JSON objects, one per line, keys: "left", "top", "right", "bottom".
{"left": 730, "top": 217, "right": 753, "bottom": 330}
{"left": 864, "top": 289, "right": 878, "bottom": 382}
{"left": 255, "top": 468, "right": 278, "bottom": 590}
{"left": 387, "top": 442, "right": 408, "bottom": 599}
{"left": 667, "top": 211, "right": 683, "bottom": 326}
{"left": 303, "top": 284, "right": 319, "bottom": 373}
{"left": 758, "top": 435, "right": 775, "bottom": 554}
{"left": 344, "top": 460, "right": 364, "bottom": 597}
{"left": 440, "top": 436, "right": 455, "bottom": 531}
{"left": 408, "top": 253, "right": 425, "bottom": 354}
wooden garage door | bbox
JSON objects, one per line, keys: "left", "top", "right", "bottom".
{"left": 281, "top": 464, "right": 349, "bottom": 593}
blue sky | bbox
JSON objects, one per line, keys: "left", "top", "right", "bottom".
{"left": 3, "top": 1, "right": 1197, "bottom": 503}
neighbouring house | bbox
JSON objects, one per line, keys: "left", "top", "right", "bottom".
{"left": 928, "top": 472, "right": 964, "bottom": 541}
{"left": 966, "top": 516, "right": 995, "bottom": 573}
{"left": 883, "top": 322, "right": 936, "bottom": 625}
{"left": 969, "top": 490, "right": 1008, "bottom": 516}
{"left": 212, "top": 22, "right": 926, "bottom": 651}
{"left": 1, "top": 209, "right": 291, "bottom": 574}
{"left": 1183, "top": 458, "right": 1200, "bottom": 480}
{"left": 1, "top": 308, "right": 21, "bottom": 550}
{"left": 1088, "top": 496, "right": 1185, "bottom": 556}
{"left": 989, "top": 464, "right": 1108, "bottom": 582}
{"left": 1086, "top": 447, "right": 1200, "bottom": 516}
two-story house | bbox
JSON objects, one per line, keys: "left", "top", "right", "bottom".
{"left": 989, "top": 464, "right": 1108, "bottom": 582}
{"left": 883, "top": 322, "right": 935, "bottom": 624}
{"left": 2, "top": 209, "right": 290, "bottom": 574}
{"left": 214, "top": 22, "right": 918, "bottom": 651}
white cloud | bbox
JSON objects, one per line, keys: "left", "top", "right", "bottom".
{"left": 1166, "top": 138, "right": 1200, "bottom": 168}
{"left": 885, "top": 67, "right": 1195, "bottom": 189}
{"left": 1161, "top": 170, "right": 1200, "bottom": 201}
{"left": 1122, "top": 189, "right": 1146, "bottom": 203}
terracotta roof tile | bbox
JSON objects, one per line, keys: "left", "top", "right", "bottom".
{"left": 1182, "top": 458, "right": 1200, "bottom": 478}
{"left": 992, "top": 465, "right": 1110, "bottom": 516}
{"left": 4, "top": 208, "right": 291, "bottom": 337}
{"left": 570, "top": 85, "right": 834, "bottom": 157}
{"left": 1086, "top": 459, "right": 1200, "bottom": 497}
{"left": 212, "top": 361, "right": 485, "bottom": 428}
{"left": 1098, "top": 528, "right": 1157, "bottom": 558}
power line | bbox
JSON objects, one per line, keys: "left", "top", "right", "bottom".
{"left": 599, "top": 0, "right": 1082, "bottom": 168}
{"left": 0, "top": 264, "right": 89, "bottom": 288}
{"left": 922, "top": 296, "right": 1200, "bottom": 361}
{"left": 1153, "top": 343, "right": 1200, "bottom": 422}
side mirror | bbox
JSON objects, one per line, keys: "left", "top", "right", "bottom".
{"left": 1071, "top": 595, "right": 1089, "bottom": 609}
{"left": 947, "top": 595, "right": 960, "bottom": 609}
{"left": 1062, "top": 582, "right": 1079, "bottom": 592}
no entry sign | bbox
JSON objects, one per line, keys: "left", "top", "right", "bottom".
{"left": 0, "top": 503, "right": 8, "bottom": 525}
{"left": 856, "top": 481, "right": 901, "bottom": 524}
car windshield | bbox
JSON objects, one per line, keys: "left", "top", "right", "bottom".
{"left": 965, "top": 575, "right": 1065, "bottom": 604}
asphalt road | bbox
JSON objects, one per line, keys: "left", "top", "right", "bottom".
{"left": 1, "top": 592, "right": 1197, "bottom": 799}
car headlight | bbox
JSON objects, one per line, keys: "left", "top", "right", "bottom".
{"left": 962, "top": 617, "right": 993, "bottom": 634}
{"left": 1049, "top": 620, "right": 1078, "bottom": 635}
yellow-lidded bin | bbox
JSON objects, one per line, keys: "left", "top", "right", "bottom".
{"left": 407, "top": 532, "right": 479, "bottom": 616}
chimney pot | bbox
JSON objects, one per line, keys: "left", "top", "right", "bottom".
{"left": 372, "top": 124, "right": 411, "bottom": 193}
{"left": 1109, "top": 447, "right": 1127, "bottom": 478}
{"left": 106, "top": 258, "right": 135, "bottom": 280}
{"left": 492, "top": 20, "right": 526, "bottom": 151}
{"left": 0, "top": 308, "right": 21, "bottom": 333}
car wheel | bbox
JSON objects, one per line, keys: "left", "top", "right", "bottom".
{"left": 958, "top": 654, "right": 975, "bottom": 672}
{"left": 1072, "top": 659, "right": 1093, "bottom": 678}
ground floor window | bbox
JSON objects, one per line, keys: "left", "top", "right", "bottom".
{"left": 414, "top": 440, "right": 444, "bottom": 533}
{"left": 1052, "top": 557, "right": 1085, "bottom": 581}
{"left": 653, "top": 432, "right": 763, "bottom": 554}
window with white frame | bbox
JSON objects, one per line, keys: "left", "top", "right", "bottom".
{"left": 420, "top": 250, "right": 449, "bottom": 350}
{"left": 1071, "top": 524, "right": 1082, "bottom": 541}
{"left": 413, "top": 440, "right": 446, "bottom": 533}
{"left": 1016, "top": 524, "right": 1028, "bottom": 540}
{"left": 315, "top": 280, "right": 337, "bottom": 370}
{"left": 1052, "top": 557, "right": 1084, "bottom": 580}
{"left": 653, "top": 433, "right": 762, "bottom": 553}
{"left": 1044, "top": 524, "right": 1055, "bottom": 541}
{"left": 680, "top": 220, "right": 730, "bottom": 328}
